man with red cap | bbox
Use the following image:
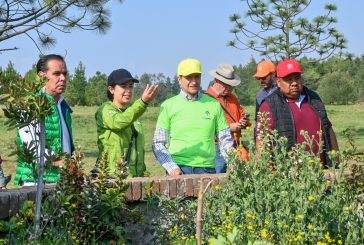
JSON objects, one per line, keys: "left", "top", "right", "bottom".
{"left": 256, "top": 59, "right": 339, "bottom": 166}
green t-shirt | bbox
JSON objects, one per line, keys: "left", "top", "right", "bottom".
{"left": 156, "top": 94, "right": 229, "bottom": 168}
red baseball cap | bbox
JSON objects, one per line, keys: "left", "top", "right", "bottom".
{"left": 276, "top": 59, "right": 303, "bottom": 78}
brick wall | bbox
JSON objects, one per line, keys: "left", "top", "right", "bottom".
{"left": 124, "top": 173, "right": 227, "bottom": 201}
{"left": 0, "top": 174, "right": 227, "bottom": 219}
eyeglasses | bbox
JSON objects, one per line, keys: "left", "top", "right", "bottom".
{"left": 216, "top": 80, "right": 232, "bottom": 89}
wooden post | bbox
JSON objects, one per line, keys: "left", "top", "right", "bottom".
{"left": 196, "top": 178, "right": 214, "bottom": 245}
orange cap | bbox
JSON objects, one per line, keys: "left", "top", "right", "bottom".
{"left": 253, "top": 60, "right": 276, "bottom": 78}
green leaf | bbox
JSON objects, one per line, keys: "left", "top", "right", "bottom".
{"left": 227, "top": 226, "right": 238, "bottom": 243}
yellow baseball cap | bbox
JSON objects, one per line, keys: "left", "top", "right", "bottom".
{"left": 177, "top": 58, "right": 202, "bottom": 76}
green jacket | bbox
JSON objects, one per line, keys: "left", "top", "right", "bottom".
{"left": 14, "top": 95, "right": 74, "bottom": 185}
{"left": 95, "top": 99, "right": 147, "bottom": 177}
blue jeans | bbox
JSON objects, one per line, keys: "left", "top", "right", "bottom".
{"left": 179, "top": 165, "right": 216, "bottom": 174}
{"left": 215, "top": 145, "right": 227, "bottom": 173}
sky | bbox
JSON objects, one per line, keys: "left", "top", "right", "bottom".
{"left": 1, "top": 0, "right": 364, "bottom": 88}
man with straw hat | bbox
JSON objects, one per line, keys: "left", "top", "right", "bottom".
{"left": 205, "top": 64, "right": 251, "bottom": 173}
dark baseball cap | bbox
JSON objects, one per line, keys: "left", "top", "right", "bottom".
{"left": 108, "top": 68, "right": 139, "bottom": 86}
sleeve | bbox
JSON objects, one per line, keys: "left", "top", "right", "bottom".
{"left": 217, "top": 127, "right": 234, "bottom": 160}
{"left": 99, "top": 99, "right": 148, "bottom": 131}
{"left": 152, "top": 127, "right": 179, "bottom": 174}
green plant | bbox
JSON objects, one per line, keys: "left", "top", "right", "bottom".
{"left": 0, "top": 149, "right": 135, "bottom": 243}
{"left": 152, "top": 114, "right": 364, "bottom": 244}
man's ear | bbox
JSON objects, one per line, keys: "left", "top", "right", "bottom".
{"left": 276, "top": 78, "right": 281, "bottom": 88}
{"left": 38, "top": 71, "right": 46, "bottom": 79}
{"left": 37, "top": 71, "right": 46, "bottom": 82}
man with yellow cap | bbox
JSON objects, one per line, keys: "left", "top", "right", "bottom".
{"left": 254, "top": 60, "right": 277, "bottom": 113}
{"left": 152, "top": 58, "right": 234, "bottom": 175}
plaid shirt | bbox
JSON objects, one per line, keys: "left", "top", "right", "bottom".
{"left": 152, "top": 91, "right": 234, "bottom": 174}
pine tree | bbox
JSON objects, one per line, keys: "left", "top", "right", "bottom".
{"left": 85, "top": 71, "right": 108, "bottom": 106}
{"left": 64, "top": 62, "right": 87, "bottom": 106}
{"left": 229, "top": 0, "right": 346, "bottom": 61}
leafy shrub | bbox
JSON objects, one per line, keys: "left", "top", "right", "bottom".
{"left": 153, "top": 115, "right": 364, "bottom": 244}
{"left": 0, "top": 150, "right": 135, "bottom": 244}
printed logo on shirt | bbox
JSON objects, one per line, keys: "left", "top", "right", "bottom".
{"left": 202, "top": 110, "right": 211, "bottom": 120}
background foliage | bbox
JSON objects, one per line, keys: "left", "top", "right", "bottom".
{"left": 1, "top": 104, "right": 363, "bottom": 190}
{"left": 2, "top": 55, "right": 364, "bottom": 107}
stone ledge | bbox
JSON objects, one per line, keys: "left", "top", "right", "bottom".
{"left": 0, "top": 174, "right": 227, "bottom": 219}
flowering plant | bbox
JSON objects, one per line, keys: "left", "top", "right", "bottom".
{"left": 153, "top": 113, "right": 363, "bottom": 244}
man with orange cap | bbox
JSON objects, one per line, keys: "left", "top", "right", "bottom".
{"left": 256, "top": 59, "right": 339, "bottom": 166}
{"left": 253, "top": 60, "right": 277, "bottom": 113}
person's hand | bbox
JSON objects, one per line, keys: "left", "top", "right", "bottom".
{"left": 170, "top": 167, "right": 182, "bottom": 176}
{"left": 239, "top": 118, "right": 251, "bottom": 128}
{"left": 230, "top": 122, "right": 242, "bottom": 132}
{"left": 141, "top": 84, "right": 159, "bottom": 104}
{"left": 52, "top": 158, "right": 64, "bottom": 168}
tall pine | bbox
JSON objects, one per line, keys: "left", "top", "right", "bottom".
{"left": 85, "top": 71, "right": 108, "bottom": 106}
{"left": 64, "top": 62, "right": 87, "bottom": 106}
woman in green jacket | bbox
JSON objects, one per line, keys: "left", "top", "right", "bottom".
{"left": 95, "top": 68, "right": 158, "bottom": 177}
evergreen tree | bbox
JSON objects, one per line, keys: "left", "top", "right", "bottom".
{"left": 299, "top": 57, "right": 321, "bottom": 91}
{"left": 165, "top": 76, "right": 180, "bottom": 99}
{"left": 171, "top": 75, "right": 181, "bottom": 95}
{"left": 85, "top": 71, "right": 108, "bottom": 106}
{"left": 134, "top": 73, "right": 152, "bottom": 103}
{"left": 229, "top": 0, "right": 346, "bottom": 61}
{"left": 353, "top": 56, "right": 364, "bottom": 103}
{"left": 234, "top": 58, "right": 259, "bottom": 105}
{"left": 0, "top": 62, "right": 20, "bottom": 98}
{"left": 64, "top": 62, "right": 87, "bottom": 106}
{"left": 317, "top": 71, "right": 356, "bottom": 104}
{"left": 0, "top": 0, "right": 123, "bottom": 52}
{"left": 24, "top": 64, "right": 38, "bottom": 84}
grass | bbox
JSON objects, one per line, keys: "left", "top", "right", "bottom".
{"left": 1, "top": 104, "right": 363, "bottom": 188}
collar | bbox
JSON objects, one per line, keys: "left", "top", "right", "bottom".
{"left": 41, "top": 87, "right": 64, "bottom": 104}
{"left": 287, "top": 94, "right": 305, "bottom": 108}
{"left": 179, "top": 90, "right": 202, "bottom": 101}
{"left": 264, "top": 83, "right": 277, "bottom": 93}
{"left": 207, "top": 86, "right": 231, "bottom": 99}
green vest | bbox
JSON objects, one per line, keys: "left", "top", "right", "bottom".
{"left": 14, "top": 94, "right": 74, "bottom": 185}
{"left": 95, "top": 99, "right": 147, "bottom": 177}
{"left": 156, "top": 95, "right": 228, "bottom": 167}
